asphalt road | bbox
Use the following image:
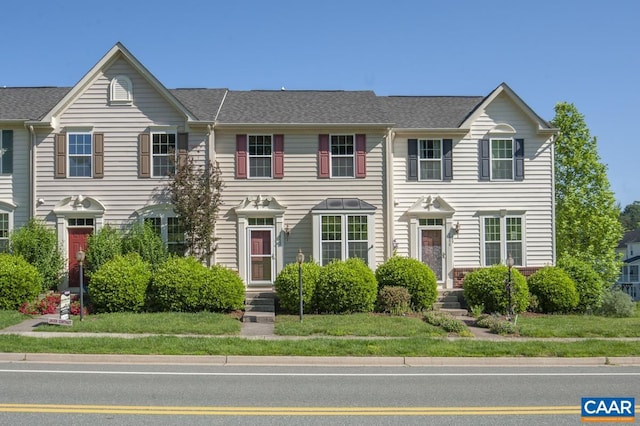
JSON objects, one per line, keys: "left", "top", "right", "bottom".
{"left": 0, "top": 362, "right": 638, "bottom": 425}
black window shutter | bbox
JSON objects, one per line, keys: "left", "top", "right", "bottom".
{"left": 443, "top": 139, "right": 452, "bottom": 181}
{"left": 407, "top": 139, "right": 418, "bottom": 181}
{"left": 514, "top": 138, "right": 524, "bottom": 181}
{"left": 479, "top": 139, "right": 490, "bottom": 181}
{"left": 1, "top": 130, "right": 12, "bottom": 174}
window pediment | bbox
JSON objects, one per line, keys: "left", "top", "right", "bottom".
{"left": 407, "top": 195, "right": 455, "bottom": 217}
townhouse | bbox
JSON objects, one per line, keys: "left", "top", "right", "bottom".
{"left": 0, "top": 43, "right": 557, "bottom": 290}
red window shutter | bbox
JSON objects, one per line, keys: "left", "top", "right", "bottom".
{"left": 94, "top": 133, "right": 104, "bottom": 178}
{"left": 55, "top": 133, "right": 66, "bottom": 178}
{"left": 355, "top": 134, "right": 366, "bottom": 178}
{"left": 236, "top": 134, "right": 247, "bottom": 179}
{"left": 139, "top": 133, "right": 150, "bottom": 178}
{"left": 273, "top": 134, "right": 284, "bottom": 179}
{"left": 318, "top": 134, "right": 330, "bottom": 178}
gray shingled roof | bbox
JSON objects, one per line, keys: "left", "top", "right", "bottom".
{"left": 311, "top": 198, "right": 377, "bottom": 211}
{"left": 379, "top": 96, "right": 484, "bottom": 128}
{"left": 0, "top": 87, "right": 70, "bottom": 120}
{"left": 170, "top": 88, "right": 227, "bottom": 121}
{"left": 216, "top": 90, "right": 390, "bottom": 124}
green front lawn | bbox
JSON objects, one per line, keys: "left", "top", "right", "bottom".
{"left": 0, "top": 310, "right": 31, "bottom": 329}
{"left": 275, "top": 313, "right": 447, "bottom": 337}
{"left": 516, "top": 310, "right": 640, "bottom": 338}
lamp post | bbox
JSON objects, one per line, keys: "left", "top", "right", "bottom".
{"left": 297, "top": 248, "right": 304, "bottom": 322}
{"left": 76, "top": 249, "right": 85, "bottom": 321}
{"left": 506, "top": 254, "right": 514, "bottom": 321}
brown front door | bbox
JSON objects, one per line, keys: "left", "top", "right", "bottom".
{"left": 249, "top": 229, "right": 272, "bottom": 285}
{"left": 421, "top": 229, "right": 443, "bottom": 281}
{"left": 68, "top": 228, "right": 92, "bottom": 288}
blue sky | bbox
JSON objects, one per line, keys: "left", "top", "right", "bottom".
{"left": 2, "top": 0, "right": 638, "bottom": 207}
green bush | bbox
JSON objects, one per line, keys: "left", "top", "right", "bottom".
{"left": 377, "top": 286, "right": 412, "bottom": 315}
{"left": 375, "top": 256, "right": 438, "bottom": 311}
{"left": 146, "top": 256, "right": 209, "bottom": 312}
{"left": 489, "top": 319, "right": 518, "bottom": 335}
{"left": 463, "top": 265, "right": 529, "bottom": 314}
{"left": 557, "top": 256, "right": 605, "bottom": 313}
{"left": 423, "top": 311, "right": 467, "bottom": 333}
{"left": 88, "top": 253, "right": 152, "bottom": 313}
{"left": 86, "top": 225, "right": 122, "bottom": 275}
{"left": 274, "top": 262, "right": 322, "bottom": 314}
{"left": 122, "top": 222, "right": 167, "bottom": 270}
{"left": 9, "top": 219, "right": 64, "bottom": 291}
{"left": 200, "top": 265, "right": 245, "bottom": 312}
{"left": 0, "top": 253, "right": 42, "bottom": 310}
{"left": 527, "top": 266, "right": 579, "bottom": 313}
{"left": 316, "top": 258, "right": 377, "bottom": 314}
{"left": 597, "top": 288, "right": 636, "bottom": 318}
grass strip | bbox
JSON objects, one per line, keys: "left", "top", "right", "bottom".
{"left": 0, "top": 335, "right": 639, "bottom": 357}
{"left": 0, "top": 311, "right": 31, "bottom": 329}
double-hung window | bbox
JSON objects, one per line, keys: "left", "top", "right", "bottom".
{"left": 0, "top": 130, "right": 13, "bottom": 175}
{"left": 483, "top": 215, "right": 523, "bottom": 266}
{"left": 320, "top": 214, "right": 369, "bottom": 265}
{"left": 491, "top": 138, "right": 514, "bottom": 180}
{"left": 68, "top": 133, "right": 93, "bottom": 177}
{"left": 419, "top": 139, "right": 442, "bottom": 180}
{"left": 152, "top": 132, "right": 177, "bottom": 177}
{"left": 331, "top": 135, "right": 354, "bottom": 177}
{"left": 142, "top": 212, "right": 185, "bottom": 255}
{"left": 248, "top": 135, "right": 272, "bottom": 178}
{"left": 0, "top": 212, "right": 9, "bottom": 251}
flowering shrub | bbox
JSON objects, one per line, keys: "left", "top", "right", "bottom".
{"left": 19, "top": 292, "right": 87, "bottom": 316}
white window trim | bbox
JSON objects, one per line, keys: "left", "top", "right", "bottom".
{"left": 489, "top": 137, "right": 514, "bottom": 181}
{"left": 0, "top": 207, "right": 13, "bottom": 249}
{"left": 418, "top": 138, "right": 443, "bottom": 181}
{"left": 151, "top": 130, "right": 177, "bottom": 178}
{"left": 67, "top": 132, "right": 93, "bottom": 178}
{"left": 136, "top": 205, "right": 184, "bottom": 250}
{"left": 329, "top": 134, "right": 355, "bottom": 178}
{"left": 480, "top": 214, "right": 525, "bottom": 267}
{"left": 247, "top": 134, "right": 273, "bottom": 179}
{"left": 109, "top": 75, "right": 133, "bottom": 105}
{"left": 312, "top": 212, "right": 374, "bottom": 266}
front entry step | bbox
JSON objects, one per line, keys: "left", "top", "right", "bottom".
{"left": 243, "top": 291, "right": 275, "bottom": 323}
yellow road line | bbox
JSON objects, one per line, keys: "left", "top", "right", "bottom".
{"left": 0, "top": 404, "right": 586, "bottom": 416}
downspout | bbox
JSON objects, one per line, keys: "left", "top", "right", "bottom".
{"left": 384, "top": 128, "right": 395, "bottom": 260}
{"left": 207, "top": 123, "right": 215, "bottom": 267}
{"left": 550, "top": 134, "right": 556, "bottom": 265}
{"left": 27, "top": 125, "right": 36, "bottom": 219}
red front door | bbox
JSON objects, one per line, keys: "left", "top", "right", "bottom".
{"left": 250, "top": 230, "right": 272, "bottom": 284}
{"left": 68, "top": 228, "right": 92, "bottom": 288}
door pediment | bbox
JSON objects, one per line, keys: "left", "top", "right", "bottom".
{"left": 407, "top": 195, "right": 455, "bottom": 218}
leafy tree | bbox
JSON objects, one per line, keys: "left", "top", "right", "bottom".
{"left": 168, "top": 157, "right": 223, "bottom": 266}
{"left": 551, "top": 102, "right": 623, "bottom": 285}
{"left": 122, "top": 222, "right": 167, "bottom": 271}
{"left": 86, "top": 225, "right": 122, "bottom": 274}
{"left": 620, "top": 201, "right": 640, "bottom": 231}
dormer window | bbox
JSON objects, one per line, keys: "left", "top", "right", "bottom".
{"left": 110, "top": 75, "right": 133, "bottom": 104}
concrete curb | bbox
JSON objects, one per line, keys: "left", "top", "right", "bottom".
{"left": 0, "top": 353, "right": 638, "bottom": 367}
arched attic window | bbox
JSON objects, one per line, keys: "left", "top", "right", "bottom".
{"left": 110, "top": 75, "right": 133, "bottom": 104}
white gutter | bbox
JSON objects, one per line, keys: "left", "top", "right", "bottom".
{"left": 27, "top": 125, "right": 36, "bottom": 218}
{"left": 384, "top": 128, "right": 395, "bottom": 260}
{"left": 550, "top": 134, "right": 556, "bottom": 265}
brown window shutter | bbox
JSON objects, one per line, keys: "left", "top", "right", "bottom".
{"left": 93, "top": 133, "right": 104, "bottom": 178}
{"left": 355, "top": 134, "right": 366, "bottom": 178}
{"left": 55, "top": 133, "right": 66, "bottom": 178}
{"left": 318, "top": 134, "right": 330, "bottom": 178}
{"left": 273, "top": 134, "right": 284, "bottom": 179}
{"left": 235, "top": 134, "right": 247, "bottom": 179}
{"left": 178, "top": 133, "right": 189, "bottom": 169}
{"left": 139, "top": 133, "right": 151, "bottom": 178}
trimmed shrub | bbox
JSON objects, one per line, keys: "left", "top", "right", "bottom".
{"left": 274, "top": 261, "right": 322, "bottom": 314}
{"left": 377, "top": 286, "right": 412, "bottom": 315}
{"left": 86, "top": 225, "right": 122, "bottom": 275}
{"left": 463, "top": 265, "right": 529, "bottom": 314}
{"left": 597, "top": 288, "right": 636, "bottom": 318}
{"left": 122, "top": 222, "right": 167, "bottom": 270}
{"left": 527, "top": 266, "right": 579, "bottom": 313}
{"left": 89, "top": 253, "right": 152, "bottom": 313}
{"left": 557, "top": 256, "right": 605, "bottom": 313}
{"left": 200, "top": 265, "right": 245, "bottom": 312}
{"left": 423, "top": 311, "right": 467, "bottom": 333}
{"left": 0, "top": 253, "right": 42, "bottom": 310}
{"left": 9, "top": 219, "right": 64, "bottom": 291}
{"left": 147, "top": 256, "right": 209, "bottom": 312}
{"left": 375, "top": 256, "right": 438, "bottom": 311}
{"left": 316, "top": 258, "right": 377, "bottom": 314}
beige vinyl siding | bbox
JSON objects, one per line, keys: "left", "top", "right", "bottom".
{"left": 392, "top": 92, "right": 554, "bottom": 269}
{"left": 215, "top": 129, "right": 386, "bottom": 272}
{"left": 0, "top": 127, "right": 30, "bottom": 228}
{"left": 34, "top": 58, "right": 206, "bottom": 227}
